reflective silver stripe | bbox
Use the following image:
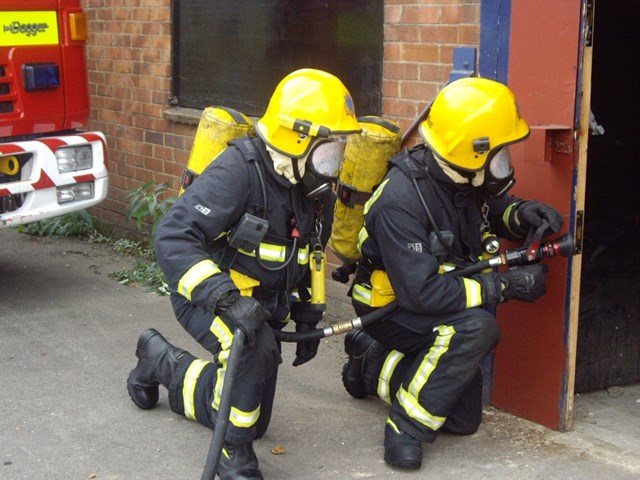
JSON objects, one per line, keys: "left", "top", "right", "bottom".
{"left": 377, "top": 350, "right": 404, "bottom": 405}
{"left": 238, "top": 242, "right": 310, "bottom": 265}
{"left": 439, "top": 263, "right": 456, "bottom": 273}
{"left": 229, "top": 405, "right": 261, "bottom": 428}
{"left": 178, "top": 260, "right": 221, "bottom": 300}
{"left": 208, "top": 315, "right": 260, "bottom": 428}
{"left": 182, "top": 359, "right": 211, "bottom": 420}
{"left": 397, "top": 386, "right": 447, "bottom": 430}
{"left": 352, "top": 283, "right": 372, "bottom": 305}
{"left": 397, "top": 325, "right": 455, "bottom": 430}
{"left": 463, "top": 278, "right": 483, "bottom": 308}
{"left": 256, "top": 243, "right": 286, "bottom": 262}
{"left": 297, "top": 245, "right": 309, "bottom": 265}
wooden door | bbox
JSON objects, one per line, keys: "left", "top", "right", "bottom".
{"left": 489, "top": 0, "right": 592, "bottom": 431}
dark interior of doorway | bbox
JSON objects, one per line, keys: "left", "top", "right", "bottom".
{"left": 576, "top": 0, "right": 640, "bottom": 393}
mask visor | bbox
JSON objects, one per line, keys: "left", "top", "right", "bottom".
{"left": 485, "top": 147, "right": 515, "bottom": 196}
{"left": 307, "top": 141, "right": 346, "bottom": 179}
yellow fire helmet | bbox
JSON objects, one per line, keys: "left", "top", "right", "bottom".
{"left": 419, "top": 77, "right": 530, "bottom": 171}
{"left": 256, "top": 69, "right": 361, "bottom": 159}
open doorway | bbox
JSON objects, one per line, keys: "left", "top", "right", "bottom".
{"left": 576, "top": 0, "right": 640, "bottom": 393}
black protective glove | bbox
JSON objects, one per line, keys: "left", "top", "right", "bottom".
{"left": 517, "top": 201, "right": 564, "bottom": 236}
{"left": 499, "top": 263, "right": 549, "bottom": 303}
{"left": 472, "top": 272, "right": 503, "bottom": 306}
{"left": 215, "top": 291, "right": 271, "bottom": 346}
{"left": 290, "top": 302, "right": 323, "bottom": 367}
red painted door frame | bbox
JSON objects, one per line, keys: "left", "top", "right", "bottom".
{"left": 491, "top": 0, "right": 587, "bottom": 430}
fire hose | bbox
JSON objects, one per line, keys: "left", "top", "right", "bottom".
{"left": 201, "top": 233, "right": 575, "bottom": 478}
{"left": 274, "top": 232, "right": 576, "bottom": 343}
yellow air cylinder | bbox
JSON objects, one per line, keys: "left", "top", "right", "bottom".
{"left": 180, "top": 106, "right": 254, "bottom": 194}
{"left": 328, "top": 116, "right": 402, "bottom": 263}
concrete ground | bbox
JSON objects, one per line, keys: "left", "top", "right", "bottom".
{"left": 1, "top": 227, "right": 639, "bottom": 480}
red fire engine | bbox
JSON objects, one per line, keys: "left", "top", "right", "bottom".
{"left": 0, "top": 0, "right": 108, "bottom": 228}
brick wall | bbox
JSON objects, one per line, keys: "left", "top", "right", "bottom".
{"left": 82, "top": 0, "right": 479, "bottom": 236}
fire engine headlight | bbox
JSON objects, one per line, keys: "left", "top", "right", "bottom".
{"left": 56, "top": 145, "right": 93, "bottom": 173}
{"left": 57, "top": 182, "right": 94, "bottom": 204}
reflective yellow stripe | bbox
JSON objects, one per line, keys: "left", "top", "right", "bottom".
{"left": 438, "top": 263, "right": 456, "bottom": 274}
{"left": 210, "top": 316, "right": 233, "bottom": 410}
{"left": 503, "top": 202, "right": 520, "bottom": 237}
{"left": 256, "top": 243, "right": 286, "bottom": 262}
{"left": 377, "top": 350, "right": 404, "bottom": 405}
{"left": 297, "top": 245, "right": 310, "bottom": 265}
{"left": 386, "top": 417, "right": 401, "bottom": 433}
{"left": 397, "top": 386, "right": 447, "bottom": 430}
{"left": 0, "top": 11, "right": 59, "bottom": 47}
{"left": 178, "top": 260, "right": 221, "bottom": 300}
{"left": 363, "top": 178, "right": 389, "bottom": 215}
{"left": 463, "top": 278, "right": 483, "bottom": 308}
{"left": 210, "top": 316, "right": 233, "bottom": 350}
{"left": 209, "top": 316, "right": 260, "bottom": 428}
{"left": 352, "top": 283, "right": 372, "bottom": 305}
{"left": 239, "top": 242, "right": 310, "bottom": 265}
{"left": 398, "top": 325, "right": 454, "bottom": 430}
{"left": 182, "top": 359, "right": 211, "bottom": 421}
{"left": 229, "top": 405, "right": 261, "bottom": 428}
{"left": 357, "top": 226, "right": 369, "bottom": 254}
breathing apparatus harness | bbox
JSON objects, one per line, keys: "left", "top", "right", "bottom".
{"left": 217, "top": 137, "right": 290, "bottom": 272}
{"left": 215, "top": 136, "right": 327, "bottom": 309}
{"left": 390, "top": 146, "right": 500, "bottom": 267}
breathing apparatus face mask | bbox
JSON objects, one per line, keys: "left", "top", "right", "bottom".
{"left": 483, "top": 147, "right": 515, "bottom": 197}
{"left": 301, "top": 140, "right": 346, "bottom": 199}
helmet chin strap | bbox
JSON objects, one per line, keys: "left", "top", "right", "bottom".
{"left": 291, "top": 157, "right": 303, "bottom": 183}
{"left": 434, "top": 155, "right": 485, "bottom": 187}
{"left": 267, "top": 146, "right": 306, "bottom": 184}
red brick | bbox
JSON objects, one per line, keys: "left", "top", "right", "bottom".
{"left": 85, "top": 0, "right": 481, "bottom": 234}
{"left": 403, "top": 44, "right": 439, "bottom": 63}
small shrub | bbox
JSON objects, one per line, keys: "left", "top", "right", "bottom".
{"left": 17, "top": 210, "right": 94, "bottom": 237}
{"left": 109, "top": 260, "right": 170, "bottom": 296}
{"left": 109, "top": 181, "right": 177, "bottom": 296}
{"left": 125, "top": 181, "right": 175, "bottom": 241}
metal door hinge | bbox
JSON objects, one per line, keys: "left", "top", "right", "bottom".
{"left": 584, "top": 0, "right": 595, "bottom": 47}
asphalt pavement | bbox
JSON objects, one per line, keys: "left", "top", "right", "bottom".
{"left": 1, "top": 228, "right": 639, "bottom": 480}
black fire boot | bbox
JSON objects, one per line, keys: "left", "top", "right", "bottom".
{"left": 218, "top": 442, "right": 264, "bottom": 480}
{"left": 127, "top": 328, "right": 188, "bottom": 409}
{"left": 342, "top": 329, "right": 385, "bottom": 399}
{"left": 384, "top": 420, "right": 423, "bottom": 470}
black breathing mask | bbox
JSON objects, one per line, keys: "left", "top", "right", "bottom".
{"left": 301, "top": 141, "right": 345, "bottom": 199}
{"left": 483, "top": 147, "right": 515, "bottom": 197}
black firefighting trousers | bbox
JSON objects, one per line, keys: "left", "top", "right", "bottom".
{"left": 166, "top": 294, "right": 282, "bottom": 445}
{"left": 360, "top": 306, "right": 500, "bottom": 443}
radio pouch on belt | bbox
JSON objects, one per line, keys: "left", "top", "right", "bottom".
{"left": 218, "top": 213, "right": 269, "bottom": 272}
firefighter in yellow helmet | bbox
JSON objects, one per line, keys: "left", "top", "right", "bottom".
{"left": 127, "top": 69, "right": 360, "bottom": 480}
{"left": 342, "top": 77, "right": 564, "bottom": 470}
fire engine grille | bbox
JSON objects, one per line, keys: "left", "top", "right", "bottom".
{"left": 0, "top": 64, "right": 14, "bottom": 113}
{"left": 0, "top": 152, "right": 32, "bottom": 214}
{"left": 0, "top": 192, "right": 25, "bottom": 214}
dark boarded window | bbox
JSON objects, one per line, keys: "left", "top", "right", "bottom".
{"left": 172, "top": 1, "right": 383, "bottom": 117}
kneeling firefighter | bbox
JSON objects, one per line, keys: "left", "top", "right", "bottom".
{"left": 341, "top": 77, "right": 565, "bottom": 470}
{"left": 126, "top": 68, "right": 361, "bottom": 480}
